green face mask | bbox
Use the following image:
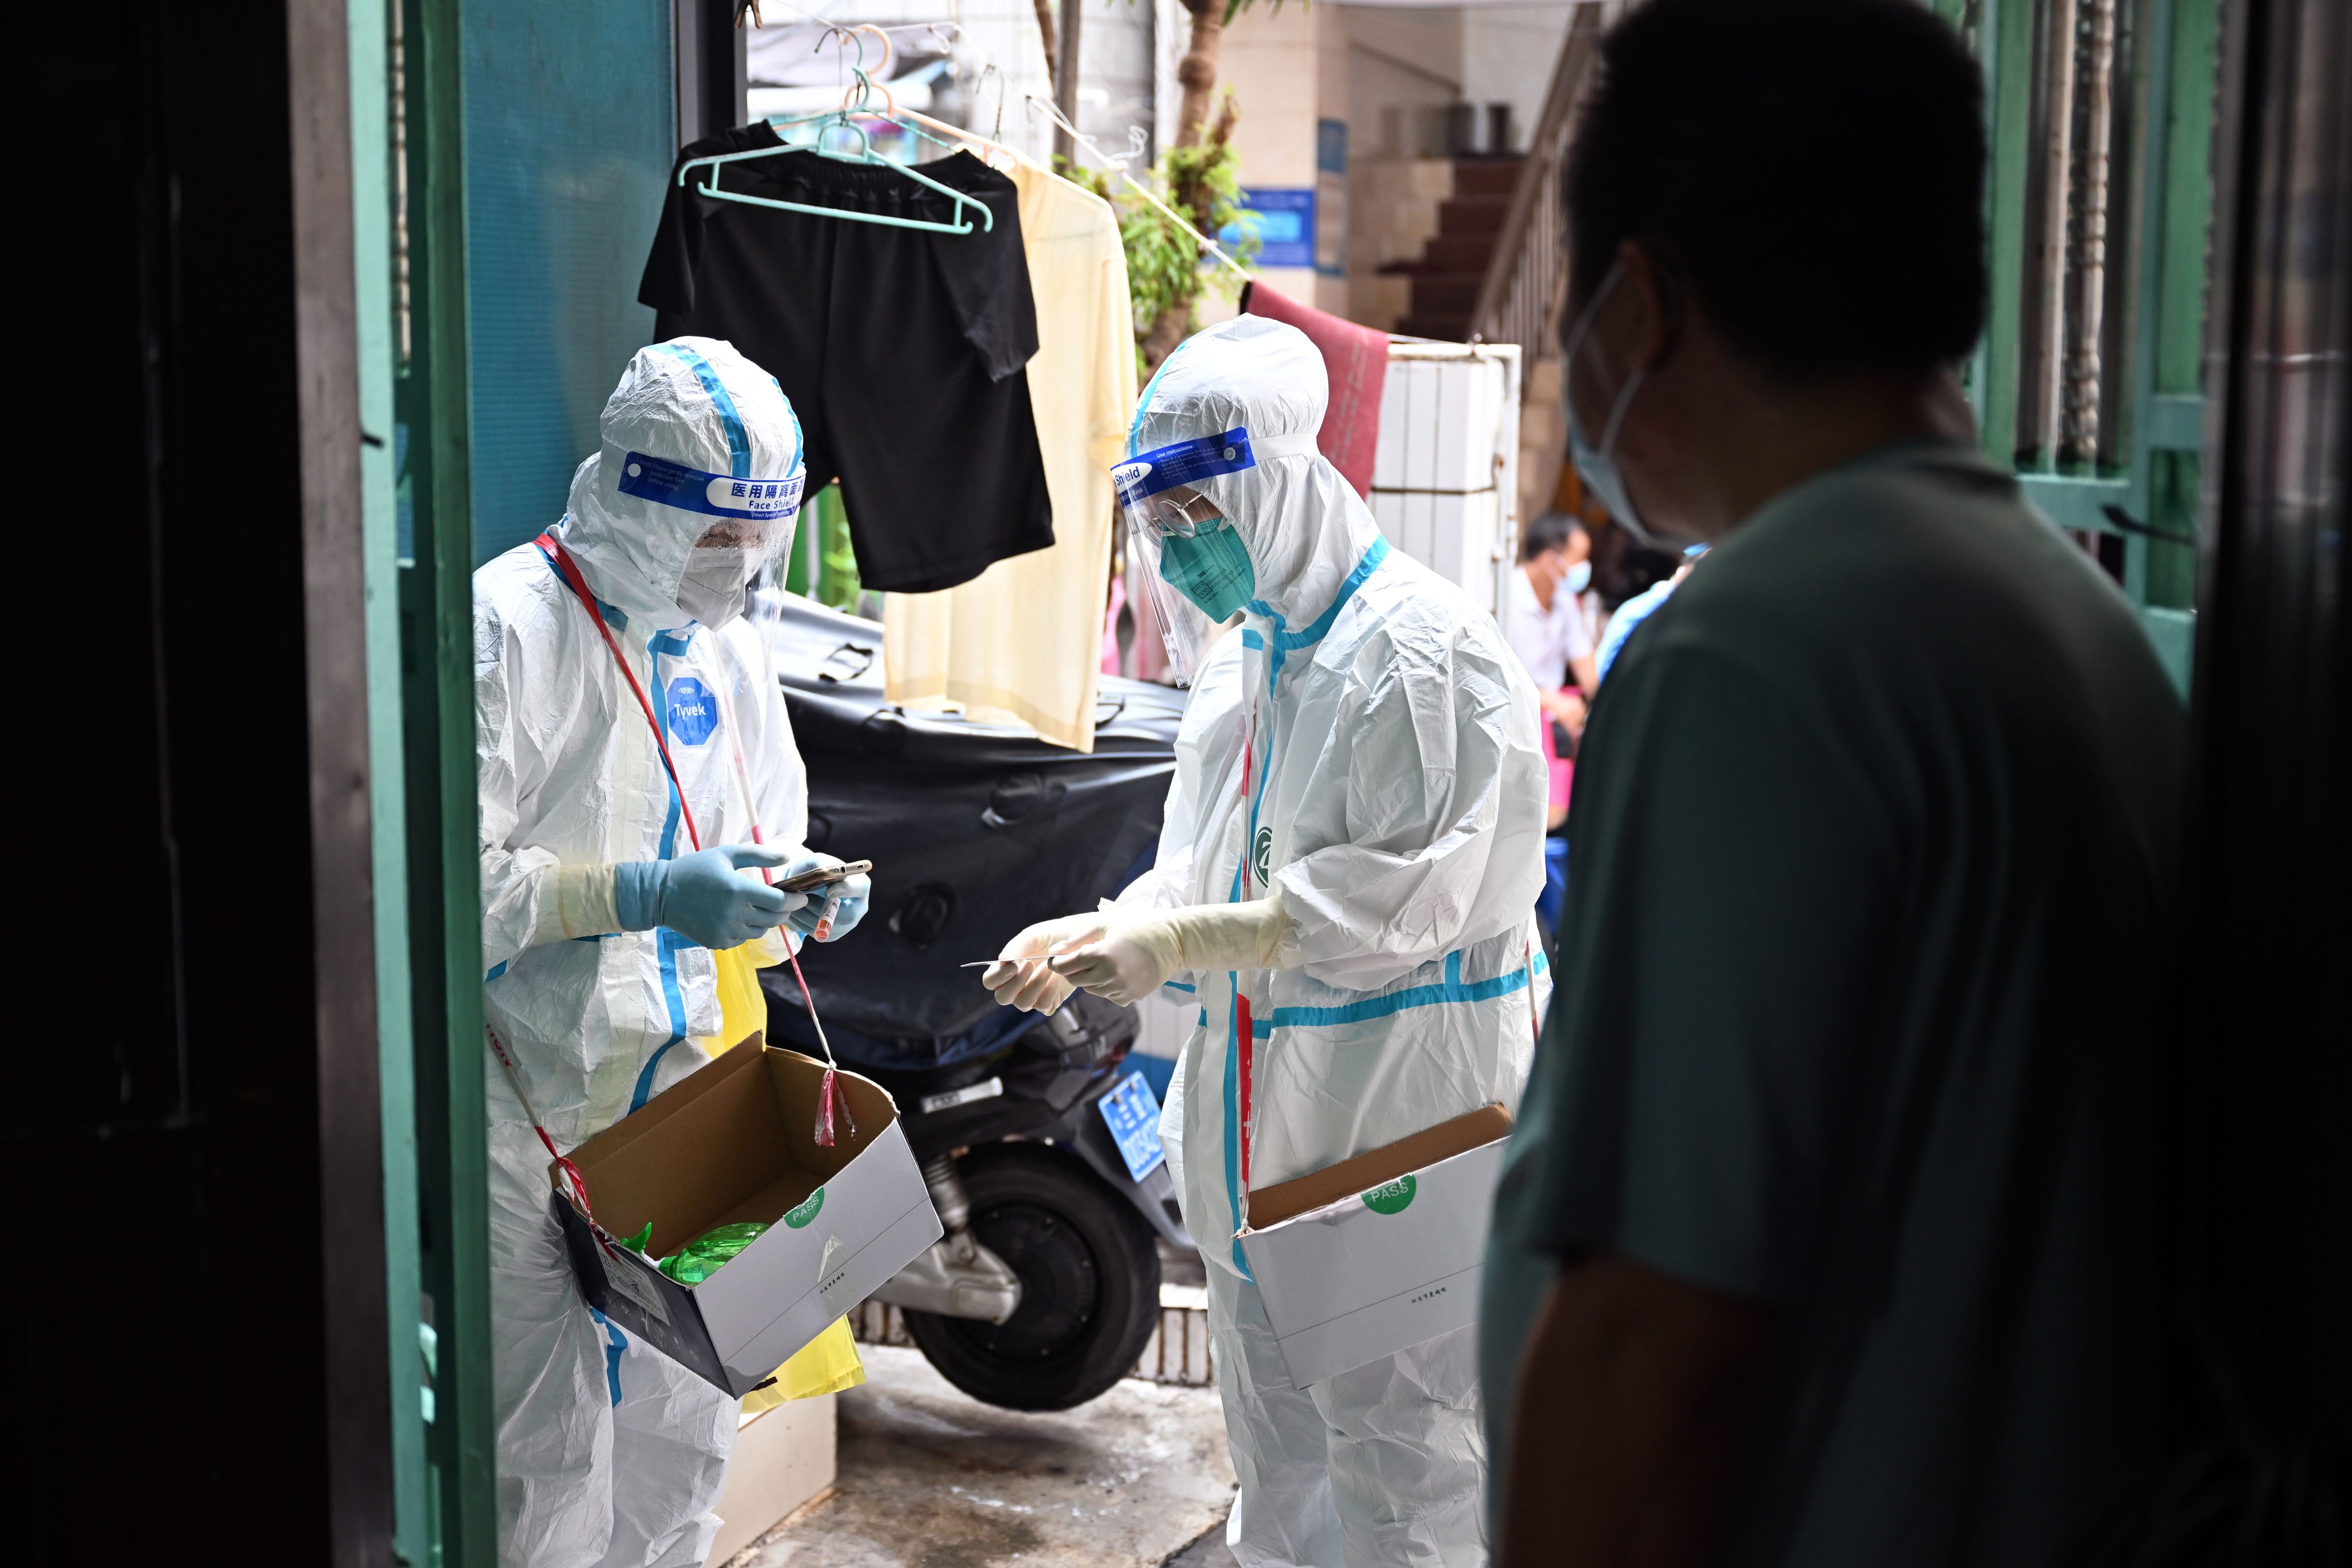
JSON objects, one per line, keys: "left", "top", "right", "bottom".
{"left": 1157, "top": 521, "right": 1256, "bottom": 621}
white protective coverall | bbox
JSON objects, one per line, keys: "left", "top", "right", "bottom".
{"left": 475, "top": 338, "right": 808, "bottom": 1567}
{"left": 1120, "top": 316, "right": 1551, "bottom": 1566}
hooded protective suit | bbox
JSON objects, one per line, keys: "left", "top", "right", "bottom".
{"left": 1117, "top": 317, "right": 1551, "bottom": 1566}
{"left": 474, "top": 338, "right": 816, "bottom": 1567}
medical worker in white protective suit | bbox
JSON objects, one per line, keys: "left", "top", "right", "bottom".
{"left": 984, "top": 315, "right": 1550, "bottom": 1566}
{"left": 474, "top": 337, "right": 870, "bottom": 1568}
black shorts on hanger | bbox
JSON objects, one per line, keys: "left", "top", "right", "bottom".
{"left": 640, "top": 128, "right": 1052, "bottom": 594}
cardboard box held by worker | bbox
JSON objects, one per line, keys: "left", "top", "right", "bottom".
{"left": 1237, "top": 1104, "right": 1514, "bottom": 1389}
{"left": 553, "top": 1036, "right": 942, "bottom": 1397}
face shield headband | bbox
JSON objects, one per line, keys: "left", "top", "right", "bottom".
{"left": 616, "top": 450, "right": 806, "bottom": 557}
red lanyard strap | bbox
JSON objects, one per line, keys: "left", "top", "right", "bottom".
{"left": 537, "top": 535, "right": 858, "bottom": 1145}
{"left": 535, "top": 532, "right": 703, "bottom": 853}
{"left": 487, "top": 1022, "right": 616, "bottom": 1257}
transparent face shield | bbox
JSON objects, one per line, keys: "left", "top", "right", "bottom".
{"left": 1113, "top": 427, "right": 1266, "bottom": 685}
{"left": 617, "top": 448, "right": 806, "bottom": 627}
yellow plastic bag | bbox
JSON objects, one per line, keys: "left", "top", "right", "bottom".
{"left": 698, "top": 939, "right": 774, "bottom": 1058}
{"left": 700, "top": 938, "right": 867, "bottom": 1409}
{"left": 740, "top": 1316, "right": 867, "bottom": 1413}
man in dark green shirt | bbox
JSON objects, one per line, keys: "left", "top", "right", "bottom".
{"left": 1481, "top": 4, "right": 2185, "bottom": 1566}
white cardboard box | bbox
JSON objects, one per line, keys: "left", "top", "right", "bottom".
{"left": 1236, "top": 1106, "right": 1513, "bottom": 1389}
{"left": 554, "top": 1038, "right": 943, "bottom": 1397}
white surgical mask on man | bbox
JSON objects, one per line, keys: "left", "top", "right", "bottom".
{"left": 1561, "top": 259, "right": 1657, "bottom": 546}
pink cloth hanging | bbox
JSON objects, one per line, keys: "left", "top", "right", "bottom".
{"left": 1241, "top": 280, "right": 1389, "bottom": 499}
{"left": 1102, "top": 573, "right": 1127, "bottom": 676}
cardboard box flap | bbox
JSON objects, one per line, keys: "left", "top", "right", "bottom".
{"left": 1245, "top": 1103, "right": 1513, "bottom": 1231}
{"left": 566, "top": 1033, "right": 767, "bottom": 1168}
{"left": 561, "top": 1045, "right": 899, "bottom": 1257}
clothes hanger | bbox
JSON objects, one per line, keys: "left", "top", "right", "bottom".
{"left": 675, "top": 27, "right": 992, "bottom": 236}
{"left": 766, "top": 30, "right": 971, "bottom": 163}
{"left": 1016, "top": 94, "right": 1253, "bottom": 277}
{"left": 898, "top": 87, "right": 1026, "bottom": 177}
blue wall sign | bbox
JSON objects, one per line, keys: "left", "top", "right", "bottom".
{"left": 1223, "top": 188, "right": 1318, "bottom": 271}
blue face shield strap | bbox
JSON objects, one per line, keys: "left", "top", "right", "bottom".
{"left": 653, "top": 342, "right": 754, "bottom": 479}
{"left": 1128, "top": 334, "right": 1195, "bottom": 457}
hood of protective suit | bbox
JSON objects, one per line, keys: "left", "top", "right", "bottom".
{"left": 1130, "top": 316, "right": 1380, "bottom": 625}
{"left": 559, "top": 337, "right": 805, "bottom": 630}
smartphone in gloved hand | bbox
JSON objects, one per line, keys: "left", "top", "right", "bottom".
{"left": 775, "top": 858, "right": 873, "bottom": 894}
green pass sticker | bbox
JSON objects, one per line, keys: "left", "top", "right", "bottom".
{"left": 783, "top": 1188, "right": 826, "bottom": 1229}
{"left": 1361, "top": 1175, "right": 1416, "bottom": 1215}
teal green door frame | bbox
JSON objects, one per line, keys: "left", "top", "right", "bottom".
{"left": 348, "top": 0, "right": 433, "bottom": 1559}
{"left": 382, "top": 0, "right": 682, "bottom": 1556}
{"left": 1941, "top": 0, "right": 2219, "bottom": 693}
{"left": 397, "top": 0, "right": 499, "bottom": 1558}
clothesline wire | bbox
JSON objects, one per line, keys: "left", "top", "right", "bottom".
{"left": 1018, "top": 93, "right": 1252, "bottom": 279}
{"left": 733, "top": 3, "right": 1249, "bottom": 279}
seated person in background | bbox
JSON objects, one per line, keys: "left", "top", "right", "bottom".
{"left": 1510, "top": 509, "right": 1601, "bottom": 726}
{"left": 1481, "top": 2, "right": 2186, "bottom": 1565}
{"left": 1509, "top": 510, "right": 1600, "bottom": 829}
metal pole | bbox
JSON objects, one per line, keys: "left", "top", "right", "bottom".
{"left": 2036, "top": 0, "right": 2079, "bottom": 468}
{"left": 1054, "top": 0, "right": 1082, "bottom": 165}
{"left": 2068, "top": 0, "right": 2118, "bottom": 466}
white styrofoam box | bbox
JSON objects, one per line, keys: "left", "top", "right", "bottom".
{"left": 710, "top": 1393, "right": 836, "bottom": 1565}
{"left": 1370, "top": 342, "right": 1523, "bottom": 618}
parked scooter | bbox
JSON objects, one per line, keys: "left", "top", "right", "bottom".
{"left": 760, "top": 594, "right": 1191, "bottom": 1411}
{"left": 771, "top": 991, "right": 1187, "bottom": 1409}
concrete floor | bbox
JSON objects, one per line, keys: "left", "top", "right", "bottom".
{"left": 1162, "top": 1523, "right": 1241, "bottom": 1567}
{"left": 727, "top": 1343, "right": 1239, "bottom": 1568}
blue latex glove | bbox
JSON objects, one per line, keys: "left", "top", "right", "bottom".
{"left": 613, "top": 844, "right": 798, "bottom": 950}
{"left": 780, "top": 851, "right": 871, "bottom": 943}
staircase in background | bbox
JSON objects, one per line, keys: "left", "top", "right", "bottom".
{"left": 1468, "top": 3, "right": 1605, "bottom": 526}
{"left": 1384, "top": 158, "right": 1524, "bottom": 342}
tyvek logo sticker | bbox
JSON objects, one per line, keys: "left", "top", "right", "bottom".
{"left": 666, "top": 677, "right": 718, "bottom": 746}
{"left": 1361, "top": 1175, "right": 1416, "bottom": 1215}
{"left": 783, "top": 1188, "right": 825, "bottom": 1229}
{"left": 1253, "top": 827, "right": 1273, "bottom": 887}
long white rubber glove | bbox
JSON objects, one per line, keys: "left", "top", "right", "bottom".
{"left": 983, "top": 896, "right": 1290, "bottom": 1011}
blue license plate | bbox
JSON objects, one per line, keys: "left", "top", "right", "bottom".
{"left": 1097, "top": 1070, "right": 1167, "bottom": 1183}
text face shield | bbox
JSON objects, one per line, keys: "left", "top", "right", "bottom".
{"left": 1114, "top": 428, "right": 1264, "bottom": 685}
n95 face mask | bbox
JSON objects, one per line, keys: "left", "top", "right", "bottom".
{"left": 675, "top": 545, "right": 762, "bottom": 628}
{"left": 1157, "top": 521, "right": 1256, "bottom": 623}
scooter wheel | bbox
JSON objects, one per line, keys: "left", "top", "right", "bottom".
{"left": 901, "top": 1141, "right": 1163, "bottom": 1411}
